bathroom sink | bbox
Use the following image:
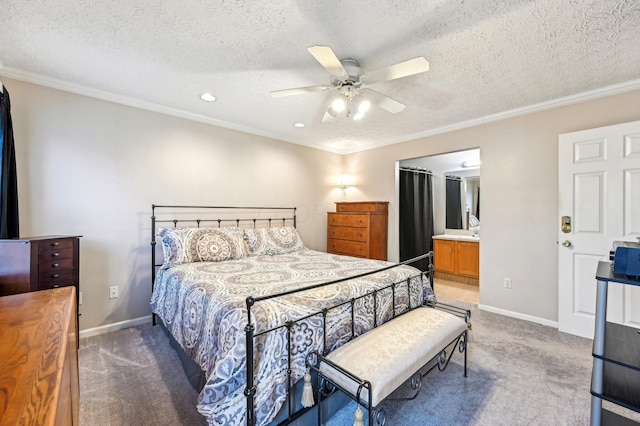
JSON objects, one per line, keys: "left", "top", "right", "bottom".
{"left": 433, "top": 234, "right": 480, "bottom": 242}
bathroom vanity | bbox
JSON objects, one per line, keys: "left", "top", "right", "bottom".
{"left": 432, "top": 234, "right": 479, "bottom": 285}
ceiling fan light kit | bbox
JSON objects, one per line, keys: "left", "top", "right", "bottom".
{"left": 270, "top": 45, "right": 429, "bottom": 123}
{"left": 332, "top": 97, "right": 346, "bottom": 112}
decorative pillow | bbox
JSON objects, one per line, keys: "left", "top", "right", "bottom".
{"left": 159, "top": 227, "right": 247, "bottom": 267}
{"left": 244, "top": 226, "right": 305, "bottom": 256}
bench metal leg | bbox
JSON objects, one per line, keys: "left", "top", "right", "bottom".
{"left": 308, "top": 324, "right": 469, "bottom": 426}
{"left": 463, "top": 330, "right": 468, "bottom": 377}
{"left": 373, "top": 407, "right": 387, "bottom": 426}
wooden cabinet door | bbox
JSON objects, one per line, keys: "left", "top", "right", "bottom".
{"left": 433, "top": 239, "right": 456, "bottom": 273}
{"left": 456, "top": 241, "right": 479, "bottom": 278}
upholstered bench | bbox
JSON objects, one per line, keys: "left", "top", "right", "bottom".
{"left": 309, "top": 305, "right": 469, "bottom": 426}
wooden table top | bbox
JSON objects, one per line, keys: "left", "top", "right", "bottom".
{"left": 0, "top": 287, "right": 77, "bottom": 425}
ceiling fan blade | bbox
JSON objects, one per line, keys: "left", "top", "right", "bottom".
{"left": 362, "top": 57, "right": 429, "bottom": 85}
{"left": 322, "top": 106, "right": 337, "bottom": 122}
{"left": 307, "top": 45, "right": 348, "bottom": 78}
{"left": 361, "top": 89, "right": 406, "bottom": 114}
{"left": 270, "top": 85, "right": 332, "bottom": 98}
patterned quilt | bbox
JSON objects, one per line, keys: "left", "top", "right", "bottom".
{"left": 150, "top": 248, "right": 429, "bottom": 426}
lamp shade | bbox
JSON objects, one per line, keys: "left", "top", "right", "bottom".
{"left": 339, "top": 173, "right": 352, "bottom": 187}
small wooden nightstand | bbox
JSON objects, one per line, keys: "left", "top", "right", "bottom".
{"left": 327, "top": 202, "right": 388, "bottom": 260}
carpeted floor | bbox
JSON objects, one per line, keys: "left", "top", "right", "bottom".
{"left": 78, "top": 297, "right": 640, "bottom": 425}
{"left": 79, "top": 324, "right": 206, "bottom": 425}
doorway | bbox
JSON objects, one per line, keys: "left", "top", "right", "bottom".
{"left": 398, "top": 149, "right": 480, "bottom": 304}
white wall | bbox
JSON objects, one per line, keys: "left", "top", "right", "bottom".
{"left": 343, "top": 88, "right": 640, "bottom": 324}
{"left": 8, "top": 76, "right": 640, "bottom": 330}
{"left": 7, "top": 78, "right": 342, "bottom": 331}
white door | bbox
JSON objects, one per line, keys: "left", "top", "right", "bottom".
{"left": 558, "top": 120, "right": 640, "bottom": 338}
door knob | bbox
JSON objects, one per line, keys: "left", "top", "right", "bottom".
{"left": 562, "top": 240, "right": 572, "bottom": 247}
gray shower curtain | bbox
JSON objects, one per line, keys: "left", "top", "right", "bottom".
{"left": 399, "top": 169, "right": 434, "bottom": 272}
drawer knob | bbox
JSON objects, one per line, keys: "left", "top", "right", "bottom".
{"left": 51, "top": 242, "right": 59, "bottom": 246}
{"left": 51, "top": 274, "right": 59, "bottom": 278}
{"left": 53, "top": 284, "right": 59, "bottom": 288}
{"left": 52, "top": 252, "right": 59, "bottom": 257}
{"left": 52, "top": 263, "right": 59, "bottom": 267}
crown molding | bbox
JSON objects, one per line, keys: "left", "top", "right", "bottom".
{"left": 339, "top": 78, "right": 640, "bottom": 155}
{"left": 2, "top": 66, "right": 639, "bottom": 156}
{"left": 0, "top": 66, "right": 339, "bottom": 154}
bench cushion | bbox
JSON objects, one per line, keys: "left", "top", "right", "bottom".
{"left": 320, "top": 307, "right": 467, "bottom": 407}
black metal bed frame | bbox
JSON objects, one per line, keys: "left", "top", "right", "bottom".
{"left": 244, "top": 253, "right": 435, "bottom": 425}
{"left": 150, "top": 204, "right": 297, "bottom": 325}
{"left": 150, "top": 205, "right": 450, "bottom": 426}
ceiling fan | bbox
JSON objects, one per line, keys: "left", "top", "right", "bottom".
{"left": 270, "top": 46, "right": 430, "bottom": 122}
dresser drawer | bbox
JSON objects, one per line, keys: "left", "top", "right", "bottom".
{"left": 39, "top": 246, "right": 74, "bottom": 262}
{"left": 39, "top": 256, "right": 74, "bottom": 273}
{"left": 37, "top": 238, "right": 74, "bottom": 253}
{"left": 328, "top": 226, "right": 368, "bottom": 242}
{"left": 38, "top": 269, "right": 76, "bottom": 290}
{"left": 328, "top": 239, "right": 369, "bottom": 257}
{"left": 328, "top": 213, "right": 369, "bottom": 228}
{"left": 335, "top": 202, "right": 388, "bottom": 213}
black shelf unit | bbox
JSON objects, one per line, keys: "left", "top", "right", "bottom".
{"left": 591, "top": 261, "right": 640, "bottom": 425}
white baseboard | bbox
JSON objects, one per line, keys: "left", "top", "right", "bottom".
{"left": 79, "top": 315, "right": 153, "bottom": 339}
{"left": 477, "top": 304, "right": 558, "bottom": 329}
{"left": 81, "top": 306, "right": 558, "bottom": 339}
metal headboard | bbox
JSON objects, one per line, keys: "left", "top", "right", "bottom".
{"left": 150, "top": 204, "right": 297, "bottom": 300}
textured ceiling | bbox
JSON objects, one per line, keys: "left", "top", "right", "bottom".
{"left": 1, "top": 0, "right": 639, "bottom": 154}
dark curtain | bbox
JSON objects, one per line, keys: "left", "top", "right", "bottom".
{"left": 0, "top": 86, "right": 19, "bottom": 238}
{"left": 445, "top": 177, "right": 462, "bottom": 229}
{"left": 399, "top": 170, "right": 434, "bottom": 272}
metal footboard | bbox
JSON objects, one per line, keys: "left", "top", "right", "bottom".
{"left": 244, "top": 252, "right": 434, "bottom": 425}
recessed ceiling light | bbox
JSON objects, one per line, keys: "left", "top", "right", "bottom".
{"left": 293, "top": 122, "right": 306, "bottom": 128}
{"left": 200, "top": 93, "right": 216, "bottom": 102}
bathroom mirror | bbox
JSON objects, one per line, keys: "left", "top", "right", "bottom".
{"left": 445, "top": 172, "right": 480, "bottom": 230}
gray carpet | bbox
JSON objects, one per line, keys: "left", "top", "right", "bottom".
{"left": 78, "top": 298, "right": 640, "bottom": 425}
{"left": 79, "top": 324, "right": 206, "bottom": 425}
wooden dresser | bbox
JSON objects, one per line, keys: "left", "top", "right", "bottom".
{"left": 0, "top": 236, "right": 81, "bottom": 317}
{"left": 0, "top": 286, "right": 79, "bottom": 425}
{"left": 327, "top": 201, "right": 388, "bottom": 260}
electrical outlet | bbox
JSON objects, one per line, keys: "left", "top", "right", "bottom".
{"left": 504, "top": 278, "right": 512, "bottom": 289}
{"left": 109, "top": 286, "right": 119, "bottom": 299}
{"left": 79, "top": 291, "right": 83, "bottom": 305}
